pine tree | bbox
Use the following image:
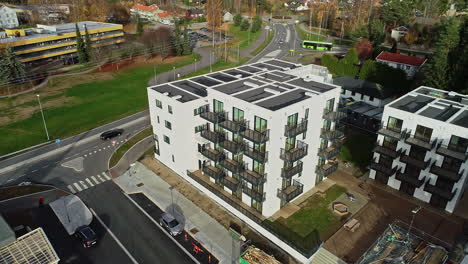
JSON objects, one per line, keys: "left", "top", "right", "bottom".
{"left": 84, "top": 25, "right": 92, "bottom": 62}
{"left": 233, "top": 13, "right": 242, "bottom": 27}
{"left": 75, "top": 24, "right": 87, "bottom": 64}
{"left": 0, "top": 48, "right": 25, "bottom": 85}
{"left": 240, "top": 19, "right": 250, "bottom": 31}
{"left": 183, "top": 27, "right": 191, "bottom": 55}
{"left": 251, "top": 16, "right": 262, "bottom": 33}
{"left": 449, "top": 18, "right": 468, "bottom": 92}
{"left": 174, "top": 20, "right": 183, "bottom": 56}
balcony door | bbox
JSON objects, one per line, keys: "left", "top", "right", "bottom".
{"left": 287, "top": 113, "right": 298, "bottom": 128}
{"left": 233, "top": 107, "right": 244, "bottom": 121}
{"left": 449, "top": 135, "right": 468, "bottom": 153}
{"left": 254, "top": 116, "right": 267, "bottom": 132}
{"left": 414, "top": 125, "right": 433, "bottom": 142}
{"left": 387, "top": 116, "right": 403, "bottom": 132}
{"left": 213, "top": 99, "right": 223, "bottom": 113}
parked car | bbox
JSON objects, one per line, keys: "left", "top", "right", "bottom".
{"left": 200, "top": 27, "right": 209, "bottom": 32}
{"left": 100, "top": 129, "right": 124, "bottom": 140}
{"left": 225, "top": 36, "right": 234, "bottom": 40}
{"left": 74, "top": 226, "right": 97, "bottom": 248}
{"left": 159, "top": 213, "right": 183, "bottom": 236}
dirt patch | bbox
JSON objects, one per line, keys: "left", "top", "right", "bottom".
{"left": 140, "top": 156, "right": 301, "bottom": 264}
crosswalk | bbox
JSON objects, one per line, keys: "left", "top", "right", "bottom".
{"left": 67, "top": 172, "right": 111, "bottom": 194}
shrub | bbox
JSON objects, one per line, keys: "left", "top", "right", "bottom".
{"left": 240, "top": 19, "right": 250, "bottom": 31}
{"left": 233, "top": 13, "right": 242, "bottom": 27}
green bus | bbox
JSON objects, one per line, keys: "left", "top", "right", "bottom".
{"left": 302, "top": 40, "right": 333, "bottom": 51}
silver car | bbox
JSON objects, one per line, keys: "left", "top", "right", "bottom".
{"left": 159, "top": 213, "right": 183, "bottom": 236}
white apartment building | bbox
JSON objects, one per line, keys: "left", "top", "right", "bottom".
{"left": 147, "top": 59, "right": 344, "bottom": 262}
{"left": 370, "top": 86, "right": 468, "bottom": 213}
{"left": 0, "top": 5, "right": 19, "bottom": 29}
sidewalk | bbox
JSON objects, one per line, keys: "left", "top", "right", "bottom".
{"left": 114, "top": 162, "right": 236, "bottom": 264}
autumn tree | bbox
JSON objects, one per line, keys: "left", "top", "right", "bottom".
{"left": 355, "top": 39, "right": 373, "bottom": 61}
{"left": 403, "top": 28, "right": 419, "bottom": 45}
{"left": 141, "top": 27, "right": 172, "bottom": 57}
{"left": 205, "top": 0, "right": 222, "bottom": 32}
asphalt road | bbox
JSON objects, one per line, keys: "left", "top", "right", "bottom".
{"left": 249, "top": 23, "right": 295, "bottom": 63}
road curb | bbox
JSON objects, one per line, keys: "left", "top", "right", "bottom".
{"left": 108, "top": 132, "right": 153, "bottom": 173}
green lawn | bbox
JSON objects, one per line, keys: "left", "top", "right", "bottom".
{"left": 339, "top": 132, "right": 377, "bottom": 169}
{"left": 295, "top": 24, "right": 327, "bottom": 42}
{"left": 228, "top": 24, "right": 263, "bottom": 50}
{"left": 110, "top": 127, "right": 152, "bottom": 168}
{"left": 0, "top": 54, "right": 199, "bottom": 156}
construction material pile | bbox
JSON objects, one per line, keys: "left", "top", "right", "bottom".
{"left": 357, "top": 224, "right": 448, "bottom": 264}
{"left": 241, "top": 246, "right": 282, "bottom": 264}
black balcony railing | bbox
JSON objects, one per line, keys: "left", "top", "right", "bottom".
{"left": 200, "top": 147, "right": 225, "bottom": 162}
{"left": 285, "top": 119, "right": 308, "bottom": 137}
{"left": 405, "top": 135, "right": 437, "bottom": 151}
{"left": 219, "top": 119, "right": 248, "bottom": 133}
{"left": 436, "top": 142, "right": 468, "bottom": 161}
{"left": 243, "top": 186, "right": 266, "bottom": 202}
{"left": 373, "top": 142, "right": 403, "bottom": 159}
{"left": 322, "top": 110, "right": 346, "bottom": 121}
{"left": 200, "top": 110, "right": 227, "bottom": 123}
{"left": 424, "top": 184, "right": 456, "bottom": 201}
{"left": 320, "top": 128, "right": 344, "bottom": 141}
{"left": 377, "top": 123, "right": 408, "bottom": 140}
{"left": 280, "top": 141, "right": 308, "bottom": 162}
{"left": 241, "top": 170, "right": 267, "bottom": 185}
{"left": 317, "top": 143, "right": 342, "bottom": 160}
{"left": 370, "top": 158, "right": 397, "bottom": 176}
{"left": 244, "top": 146, "right": 268, "bottom": 163}
{"left": 399, "top": 154, "right": 431, "bottom": 169}
{"left": 430, "top": 164, "right": 463, "bottom": 182}
{"left": 277, "top": 180, "right": 304, "bottom": 202}
{"left": 315, "top": 162, "right": 339, "bottom": 178}
{"left": 240, "top": 128, "right": 270, "bottom": 143}
{"left": 200, "top": 129, "right": 226, "bottom": 143}
{"left": 219, "top": 158, "right": 245, "bottom": 173}
{"left": 395, "top": 172, "right": 424, "bottom": 187}
{"left": 202, "top": 165, "right": 226, "bottom": 179}
{"left": 220, "top": 176, "right": 242, "bottom": 192}
{"left": 281, "top": 161, "right": 303, "bottom": 179}
{"left": 219, "top": 139, "right": 246, "bottom": 154}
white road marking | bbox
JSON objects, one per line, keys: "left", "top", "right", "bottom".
{"left": 6, "top": 178, "right": 14, "bottom": 183}
{"left": 97, "top": 175, "right": 105, "bottom": 182}
{"left": 73, "top": 183, "right": 82, "bottom": 192}
{"left": 91, "top": 176, "right": 100, "bottom": 184}
{"left": 79, "top": 181, "right": 88, "bottom": 189}
{"left": 85, "top": 178, "right": 94, "bottom": 187}
{"left": 67, "top": 185, "right": 76, "bottom": 194}
{"left": 31, "top": 169, "right": 38, "bottom": 172}
{"left": 102, "top": 172, "right": 111, "bottom": 180}
{"left": 18, "top": 174, "right": 25, "bottom": 178}
{"left": 90, "top": 208, "right": 139, "bottom": 264}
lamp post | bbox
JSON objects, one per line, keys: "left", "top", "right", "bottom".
{"left": 36, "top": 94, "right": 49, "bottom": 141}
{"left": 169, "top": 186, "right": 175, "bottom": 215}
{"left": 406, "top": 205, "right": 421, "bottom": 245}
{"left": 173, "top": 66, "right": 176, "bottom": 80}
{"left": 194, "top": 58, "right": 197, "bottom": 72}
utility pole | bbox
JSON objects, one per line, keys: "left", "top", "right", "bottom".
{"left": 36, "top": 94, "right": 50, "bottom": 141}
{"left": 367, "top": 0, "right": 374, "bottom": 24}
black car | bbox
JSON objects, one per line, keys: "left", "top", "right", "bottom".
{"left": 100, "top": 129, "right": 124, "bottom": 140}
{"left": 74, "top": 226, "right": 97, "bottom": 248}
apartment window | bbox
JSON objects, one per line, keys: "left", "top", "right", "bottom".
{"left": 163, "top": 135, "right": 170, "bottom": 144}
{"left": 213, "top": 99, "right": 224, "bottom": 113}
{"left": 287, "top": 113, "right": 298, "bottom": 128}
{"left": 254, "top": 116, "right": 267, "bottom": 132}
{"left": 324, "top": 98, "right": 335, "bottom": 113}
{"left": 233, "top": 107, "right": 244, "bottom": 121}
{"left": 168, "top": 105, "right": 173, "bottom": 114}
{"left": 165, "top": 120, "right": 172, "bottom": 130}
{"left": 369, "top": 96, "right": 374, "bottom": 101}
{"left": 195, "top": 124, "right": 207, "bottom": 133}
{"left": 155, "top": 99, "right": 162, "bottom": 109}
{"left": 157, "top": 116, "right": 160, "bottom": 124}
{"left": 253, "top": 160, "right": 265, "bottom": 174}
{"left": 387, "top": 116, "right": 403, "bottom": 132}
{"left": 154, "top": 134, "right": 160, "bottom": 155}
{"left": 414, "top": 125, "right": 433, "bottom": 142}
{"left": 194, "top": 109, "right": 197, "bottom": 116}
{"left": 449, "top": 135, "right": 468, "bottom": 153}
{"left": 305, "top": 108, "right": 309, "bottom": 119}
{"left": 172, "top": 155, "right": 175, "bottom": 162}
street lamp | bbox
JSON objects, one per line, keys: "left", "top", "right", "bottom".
{"left": 36, "top": 94, "right": 49, "bottom": 141}
{"left": 173, "top": 66, "right": 176, "bottom": 80}
{"left": 194, "top": 58, "right": 197, "bottom": 72}
{"left": 169, "top": 186, "right": 175, "bottom": 215}
{"left": 406, "top": 205, "right": 421, "bottom": 245}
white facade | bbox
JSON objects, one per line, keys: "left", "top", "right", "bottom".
{"left": 223, "top": 12, "right": 233, "bottom": 22}
{"left": 341, "top": 89, "right": 393, "bottom": 108}
{"left": 369, "top": 86, "right": 468, "bottom": 213}
{"left": 0, "top": 6, "right": 19, "bottom": 29}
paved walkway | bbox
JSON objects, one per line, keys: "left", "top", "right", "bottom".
{"left": 114, "top": 162, "right": 236, "bottom": 264}
{"left": 109, "top": 135, "right": 153, "bottom": 177}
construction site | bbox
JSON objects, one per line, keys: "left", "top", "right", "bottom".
{"left": 356, "top": 223, "right": 448, "bottom": 264}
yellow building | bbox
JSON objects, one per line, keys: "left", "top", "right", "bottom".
{"left": 0, "top": 21, "right": 124, "bottom": 63}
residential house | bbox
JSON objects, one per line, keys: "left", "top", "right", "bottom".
{"left": 0, "top": 5, "right": 19, "bottom": 29}
{"left": 376, "top": 51, "right": 427, "bottom": 79}
{"left": 223, "top": 12, "right": 233, "bottom": 22}
{"left": 186, "top": 8, "right": 204, "bottom": 18}
{"left": 391, "top": 26, "right": 409, "bottom": 41}
{"left": 130, "top": 4, "right": 162, "bottom": 21}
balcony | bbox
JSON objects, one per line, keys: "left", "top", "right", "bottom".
{"left": 322, "top": 110, "right": 346, "bottom": 121}
{"left": 281, "top": 161, "right": 303, "bottom": 179}
{"left": 284, "top": 119, "right": 308, "bottom": 137}
{"left": 395, "top": 172, "right": 423, "bottom": 187}
{"left": 315, "top": 162, "right": 339, "bottom": 178}
{"left": 370, "top": 158, "right": 397, "bottom": 176}
{"left": 277, "top": 180, "right": 304, "bottom": 202}
{"left": 200, "top": 129, "right": 225, "bottom": 143}
{"left": 220, "top": 176, "right": 242, "bottom": 192}
{"left": 280, "top": 141, "right": 308, "bottom": 162}
{"left": 240, "top": 170, "right": 266, "bottom": 185}
{"left": 243, "top": 186, "right": 266, "bottom": 202}
{"left": 219, "top": 158, "right": 245, "bottom": 173}
{"left": 377, "top": 124, "right": 408, "bottom": 140}
{"left": 200, "top": 147, "right": 225, "bottom": 162}
{"left": 240, "top": 128, "right": 269, "bottom": 143}
{"left": 219, "top": 139, "right": 246, "bottom": 154}
{"left": 317, "top": 143, "right": 342, "bottom": 160}
{"left": 405, "top": 135, "right": 437, "bottom": 151}
{"left": 200, "top": 110, "right": 227, "bottom": 124}
{"left": 373, "top": 143, "right": 402, "bottom": 159}
{"left": 320, "top": 128, "right": 344, "bottom": 141}
{"left": 436, "top": 143, "right": 467, "bottom": 161}
{"left": 430, "top": 164, "right": 463, "bottom": 182}
{"left": 244, "top": 146, "right": 268, "bottom": 163}
{"left": 219, "top": 119, "right": 248, "bottom": 133}
{"left": 424, "top": 184, "right": 456, "bottom": 201}
{"left": 399, "top": 154, "right": 431, "bottom": 170}
{"left": 202, "top": 165, "right": 226, "bottom": 179}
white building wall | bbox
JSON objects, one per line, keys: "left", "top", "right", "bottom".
{"left": 0, "top": 6, "right": 19, "bottom": 29}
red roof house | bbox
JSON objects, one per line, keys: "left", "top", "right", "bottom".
{"left": 376, "top": 51, "right": 427, "bottom": 79}
{"left": 132, "top": 4, "right": 159, "bottom": 12}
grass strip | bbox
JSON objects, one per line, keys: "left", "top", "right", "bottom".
{"left": 251, "top": 29, "right": 274, "bottom": 56}
{"left": 109, "top": 127, "right": 153, "bottom": 168}
{"left": 0, "top": 185, "right": 52, "bottom": 201}
{"left": 295, "top": 24, "right": 326, "bottom": 42}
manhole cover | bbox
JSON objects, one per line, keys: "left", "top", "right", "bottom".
{"left": 190, "top": 228, "right": 199, "bottom": 234}
{"left": 137, "top": 183, "right": 144, "bottom": 187}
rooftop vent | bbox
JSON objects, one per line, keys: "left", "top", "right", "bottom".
{"left": 163, "top": 92, "right": 169, "bottom": 96}
{"left": 173, "top": 95, "right": 182, "bottom": 100}
{"left": 235, "top": 74, "right": 242, "bottom": 78}
{"left": 244, "top": 81, "right": 259, "bottom": 88}
{"left": 264, "top": 88, "right": 281, "bottom": 95}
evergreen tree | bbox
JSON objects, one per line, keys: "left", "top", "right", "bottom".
{"left": 424, "top": 18, "right": 460, "bottom": 89}
{"left": 380, "top": 0, "right": 415, "bottom": 25}
{"left": 240, "top": 19, "right": 250, "bottom": 31}
{"left": 233, "top": 13, "right": 242, "bottom": 27}
{"left": 84, "top": 25, "right": 92, "bottom": 62}
{"left": 251, "top": 16, "right": 262, "bottom": 33}
{"left": 182, "top": 27, "right": 191, "bottom": 55}
{"left": 0, "top": 48, "right": 25, "bottom": 85}
{"left": 136, "top": 15, "right": 144, "bottom": 36}
{"left": 75, "top": 24, "right": 87, "bottom": 64}
{"left": 174, "top": 20, "right": 183, "bottom": 56}
{"left": 368, "top": 20, "right": 386, "bottom": 48}
{"left": 449, "top": 18, "right": 468, "bottom": 92}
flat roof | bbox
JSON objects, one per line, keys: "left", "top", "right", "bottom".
{"left": 149, "top": 59, "right": 338, "bottom": 111}
{"left": 389, "top": 86, "right": 468, "bottom": 129}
